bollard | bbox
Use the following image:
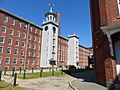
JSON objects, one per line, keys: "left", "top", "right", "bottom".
{"left": 52, "top": 69, "right": 54, "bottom": 76}
{"left": 40, "top": 69, "right": 43, "bottom": 77}
{"left": 32, "top": 67, "right": 34, "bottom": 73}
{"left": 4, "top": 68, "right": 7, "bottom": 75}
{"left": 12, "top": 68, "right": 15, "bottom": 77}
{"left": 20, "top": 67, "right": 22, "bottom": 74}
{"left": 13, "top": 73, "right": 17, "bottom": 86}
{"left": 0, "top": 71, "right": 2, "bottom": 81}
{"left": 23, "top": 69, "right": 26, "bottom": 79}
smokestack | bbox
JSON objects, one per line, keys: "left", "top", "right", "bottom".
{"left": 57, "top": 12, "right": 61, "bottom": 34}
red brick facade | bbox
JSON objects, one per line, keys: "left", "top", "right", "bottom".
{"left": 0, "top": 9, "right": 42, "bottom": 70}
{"left": 90, "top": 0, "right": 120, "bottom": 85}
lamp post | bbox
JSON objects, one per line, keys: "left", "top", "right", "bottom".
{"left": 49, "top": 58, "right": 56, "bottom": 76}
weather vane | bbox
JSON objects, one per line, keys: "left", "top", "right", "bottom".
{"left": 49, "top": 2, "right": 54, "bottom": 12}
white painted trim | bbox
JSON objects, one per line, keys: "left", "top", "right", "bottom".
{"left": 5, "top": 57, "right": 10, "bottom": 64}
{"left": 0, "top": 46, "right": 3, "bottom": 53}
{"left": 14, "top": 48, "right": 19, "bottom": 55}
{"left": 16, "top": 40, "right": 20, "bottom": 46}
{"left": 4, "top": 16, "right": 8, "bottom": 23}
{"left": 17, "top": 31, "right": 21, "bottom": 37}
{"left": 13, "top": 57, "right": 18, "bottom": 64}
{"left": 8, "top": 38, "right": 13, "bottom": 45}
{"left": 7, "top": 47, "right": 12, "bottom": 54}
{"left": 0, "top": 36, "right": 5, "bottom": 43}
{"left": 2, "top": 26, "right": 7, "bottom": 33}
{"left": 10, "top": 28, "right": 14, "bottom": 35}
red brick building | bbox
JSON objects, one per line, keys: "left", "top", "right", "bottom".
{"left": 0, "top": 8, "right": 42, "bottom": 70}
{"left": 90, "top": 0, "right": 120, "bottom": 86}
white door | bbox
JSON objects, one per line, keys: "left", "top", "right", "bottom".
{"left": 114, "top": 40, "right": 120, "bottom": 81}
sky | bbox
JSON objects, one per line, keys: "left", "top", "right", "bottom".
{"left": 0, "top": 0, "right": 92, "bottom": 47}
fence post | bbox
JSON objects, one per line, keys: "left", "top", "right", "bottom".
{"left": 40, "top": 68, "right": 43, "bottom": 77}
{"left": 20, "top": 67, "right": 21, "bottom": 74}
{"left": 12, "top": 68, "right": 15, "bottom": 77}
{"left": 13, "top": 73, "right": 17, "bottom": 86}
{"left": 0, "top": 71, "right": 2, "bottom": 81}
{"left": 23, "top": 69, "right": 26, "bottom": 79}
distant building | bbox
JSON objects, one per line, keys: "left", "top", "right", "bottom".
{"left": 90, "top": 0, "right": 120, "bottom": 86}
{"left": 0, "top": 3, "right": 92, "bottom": 70}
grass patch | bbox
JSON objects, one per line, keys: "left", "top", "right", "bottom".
{"left": 18, "top": 71, "right": 64, "bottom": 79}
{"left": 0, "top": 81, "right": 26, "bottom": 90}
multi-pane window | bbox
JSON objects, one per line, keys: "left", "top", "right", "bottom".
{"left": 35, "top": 29, "right": 37, "bottom": 33}
{"left": 4, "top": 16, "right": 8, "bottom": 23}
{"left": 24, "top": 23, "right": 27, "bottom": 29}
{"left": 8, "top": 38, "right": 12, "bottom": 45}
{"left": 0, "top": 36, "right": 5, "bottom": 43}
{"left": 18, "top": 21, "right": 22, "bottom": 28}
{"left": 16, "top": 40, "right": 19, "bottom": 46}
{"left": 29, "top": 26, "right": 32, "bottom": 32}
{"left": 28, "top": 35, "right": 32, "bottom": 40}
{"left": 21, "top": 50, "right": 24, "bottom": 56}
{"left": 0, "top": 47, "right": 3, "bottom": 53}
{"left": 10, "top": 29, "right": 14, "bottom": 35}
{"left": 17, "top": 31, "right": 21, "bottom": 37}
{"left": 5, "top": 57, "right": 10, "bottom": 64}
{"left": 14, "top": 49, "right": 18, "bottom": 55}
{"left": 20, "top": 59, "right": 24, "bottom": 65}
{"left": 0, "top": 57, "right": 2, "bottom": 64}
{"left": 11, "top": 18, "right": 15, "bottom": 25}
{"left": 27, "top": 50, "right": 30, "bottom": 56}
{"left": 22, "top": 42, "right": 25, "bottom": 47}
{"left": 7, "top": 48, "right": 11, "bottom": 54}
{"left": 23, "top": 33, "right": 26, "bottom": 39}
{"left": 13, "top": 58, "right": 17, "bottom": 64}
{"left": 1, "top": 26, "right": 6, "bottom": 33}
{"left": 28, "top": 43, "right": 31, "bottom": 48}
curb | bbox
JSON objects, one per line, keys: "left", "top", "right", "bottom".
{"left": 69, "top": 81, "right": 77, "bottom": 90}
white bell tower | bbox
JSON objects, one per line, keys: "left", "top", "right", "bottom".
{"left": 40, "top": 2, "right": 59, "bottom": 68}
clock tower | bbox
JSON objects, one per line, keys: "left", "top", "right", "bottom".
{"left": 40, "top": 3, "right": 59, "bottom": 68}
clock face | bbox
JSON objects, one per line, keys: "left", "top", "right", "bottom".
{"left": 45, "top": 26, "right": 48, "bottom": 31}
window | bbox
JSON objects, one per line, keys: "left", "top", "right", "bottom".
{"left": 21, "top": 50, "right": 24, "bottom": 56}
{"left": 32, "top": 59, "right": 34, "bottom": 65}
{"left": 53, "top": 39, "right": 55, "bottom": 44}
{"left": 117, "top": 0, "right": 120, "bottom": 14}
{"left": 32, "top": 52, "right": 35, "bottom": 57}
{"left": 23, "top": 33, "right": 26, "bottom": 39}
{"left": 26, "top": 60, "right": 29, "bottom": 64}
{"left": 10, "top": 29, "right": 14, "bottom": 35}
{"left": 11, "top": 18, "right": 15, "bottom": 25}
{"left": 1, "top": 26, "right": 6, "bottom": 33}
{"left": 35, "top": 29, "right": 37, "bottom": 33}
{"left": 53, "top": 27, "right": 56, "bottom": 37}
{"left": 17, "top": 31, "right": 21, "bottom": 37}
{"left": 33, "top": 44, "right": 36, "bottom": 50}
{"left": 22, "top": 42, "right": 25, "bottom": 47}
{"left": 5, "top": 57, "right": 10, "bottom": 64}
{"left": 29, "top": 26, "right": 32, "bottom": 32}
{"left": 16, "top": 40, "right": 19, "bottom": 46}
{"left": 18, "top": 21, "right": 22, "bottom": 28}
{"left": 28, "top": 43, "right": 31, "bottom": 48}
{"left": 34, "top": 36, "right": 36, "bottom": 42}
{"left": 0, "top": 57, "right": 2, "bottom": 64}
{"left": 24, "top": 23, "right": 27, "bottom": 29}
{"left": 20, "top": 59, "right": 24, "bottom": 65}
{"left": 0, "top": 47, "right": 3, "bottom": 53}
{"left": 28, "top": 35, "right": 32, "bottom": 40}
{"left": 27, "top": 50, "right": 30, "bottom": 56}
{"left": 13, "top": 58, "right": 17, "bottom": 64}
{"left": 4, "top": 16, "right": 8, "bottom": 22}
{"left": 8, "top": 38, "right": 12, "bottom": 45}
{"left": 38, "top": 38, "right": 41, "bottom": 43}
{"left": 7, "top": 48, "right": 11, "bottom": 54}
{"left": 0, "top": 36, "right": 5, "bottom": 43}
{"left": 14, "top": 49, "right": 18, "bottom": 55}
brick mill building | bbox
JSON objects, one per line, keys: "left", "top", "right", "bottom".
{"left": 90, "top": 0, "right": 120, "bottom": 86}
{"left": 0, "top": 3, "right": 92, "bottom": 70}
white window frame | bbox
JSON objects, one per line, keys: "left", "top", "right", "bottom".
{"left": 17, "top": 31, "right": 21, "bottom": 37}
{"left": 27, "top": 50, "right": 30, "bottom": 56}
{"left": 23, "top": 33, "right": 26, "bottom": 39}
{"left": 4, "top": 16, "right": 8, "bottom": 23}
{"left": 35, "top": 28, "right": 37, "bottom": 33}
{"left": 24, "top": 24, "right": 27, "bottom": 30}
{"left": 7, "top": 47, "right": 11, "bottom": 54}
{"left": 20, "top": 58, "right": 24, "bottom": 65}
{"left": 32, "top": 59, "right": 34, "bottom": 65}
{"left": 28, "top": 34, "right": 32, "bottom": 40}
{"left": 34, "top": 36, "right": 36, "bottom": 42}
{"left": 1, "top": 26, "right": 6, "bottom": 33}
{"left": 21, "top": 50, "right": 24, "bottom": 56}
{"left": 13, "top": 57, "right": 17, "bottom": 64}
{"left": 10, "top": 28, "right": 14, "bottom": 35}
{"left": 117, "top": 0, "right": 120, "bottom": 14}
{"left": 8, "top": 38, "right": 13, "bottom": 45}
{"left": 14, "top": 48, "right": 18, "bottom": 55}
{"left": 29, "top": 26, "right": 32, "bottom": 32}
{"left": 32, "top": 52, "right": 35, "bottom": 57}
{"left": 5, "top": 57, "right": 10, "bottom": 64}
{"left": 18, "top": 22, "right": 22, "bottom": 28}
{"left": 26, "top": 60, "right": 29, "bottom": 64}
{"left": 11, "top": 18, "right": 15, "bottom": 25}
{"left": 28, "top": 43, "right": 31, "bottom": 48}
{"left": 22, "top": 41, "right": 25, "bottom": 47}
{"left": 33, "top": 44, "right": 36, "bottom": 50}
{"left": 16, "top": 40, "right": 20, "bottom": 46}
{"left": 0, "top": 36, "right": 5, "bottom": 43}
{"left": 0, "top": 46, "right": 3, "bottom": 53}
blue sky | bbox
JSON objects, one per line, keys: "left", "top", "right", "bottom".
{"left": 0, "top": 0, "right": 92, "bottom": 47}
